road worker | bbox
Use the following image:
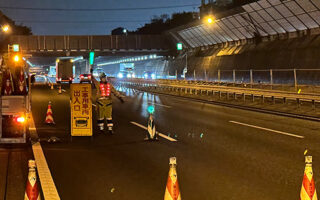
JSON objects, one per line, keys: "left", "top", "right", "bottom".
{"left": 92, "top": 72, "right": 124, "bottom": 134}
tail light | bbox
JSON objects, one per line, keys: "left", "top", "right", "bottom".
{"left": 80, "top": 75, "right": 84, "bottom": 79}
{"left": 88, "top": 74, "right": 92, "bottom": 79}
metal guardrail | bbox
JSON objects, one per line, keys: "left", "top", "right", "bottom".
{"left": 116, "top": 78, "right": 320, "bottom": 108}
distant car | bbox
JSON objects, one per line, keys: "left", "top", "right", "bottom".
{"left": 143, "top": 71, "right": 156, "bottom": 79}
{"left": 80, "top": 74, "right": 92, "bottom": 83}
{"left": 117, "top": 71, "right": 135, "bottom": 79}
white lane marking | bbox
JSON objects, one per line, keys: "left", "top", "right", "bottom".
{"left": 61, "top": 89, "right": 66, "bottom": 92}
{"left": 229, "top": 120, "right": 304, "bottom": 139}
{"left": 92, "top": 104, "right": 97, "bottom": 107}
{"left": 147, "top": 101, "right": 171, "bottom": 108}
{"left": 29, "top": 114, "right": 61, "bottom": 199}
{"left": 130, "top": 121, "right": 177, "bottom": 142}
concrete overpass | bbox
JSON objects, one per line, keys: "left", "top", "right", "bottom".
{"left": 5, "top": 34, "right": 172, "bottom": 57}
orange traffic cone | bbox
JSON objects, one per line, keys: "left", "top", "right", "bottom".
{"left": 4, "top": 79, "right": 13, "bottom": 95}
{"left": 58, "top": 85, "right": 62, "bottom": 94}
{"left": 3, "top": 70, "right": 13, "bottom": 95}
{"left": 164, "top": 157, "right": 181, "bottom": 200}
{"left": 300, "top": 155, "right": 318, "bottom": 200}
{"left": 45, "top": 101, "right": 55, "bottom": 124}
{"left": 24, "top": 160, "right": 40, "bottom": 200}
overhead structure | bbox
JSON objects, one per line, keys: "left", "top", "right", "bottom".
{"left": 171, "top": 0, "right": 320, "bottom": 48}
{"left": 5, "top": 35, "right": 171, "bottom": 56}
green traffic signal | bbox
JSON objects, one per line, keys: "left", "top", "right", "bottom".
{"left": 89, "top": 51, "right": 95, "bottom": 65}
{"left": 177, "top": 43, "right": 183, "bottom": 51}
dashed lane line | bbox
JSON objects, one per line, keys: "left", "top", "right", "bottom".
{"left": 229, "top": 120, "right": 304, "bottom": 139}
{"left": 130, "top": 121, "right": 177, "bottom": 142}
{"left": 147, "top": 102, "right": 172, "bottom": 108}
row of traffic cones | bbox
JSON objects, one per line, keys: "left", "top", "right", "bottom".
{"left": 164, "top": 154, "right": 320, "bottom": 200}
{"left": 22, "top": 147, "right": 318, "bottom": 199}
{"left": 48, "top": 82, "right": 62, "bottom": 94}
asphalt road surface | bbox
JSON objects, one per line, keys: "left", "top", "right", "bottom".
{"left": 28, "top": 83, "right": 320, "bottom": 200}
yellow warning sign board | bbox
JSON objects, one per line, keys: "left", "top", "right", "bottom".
{"left": 70, "top": 84, "right": 92, "bottom": 136}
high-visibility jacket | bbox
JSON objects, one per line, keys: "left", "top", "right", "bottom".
{"left": 92, "top": 78, "right": 121, "bottom": 100}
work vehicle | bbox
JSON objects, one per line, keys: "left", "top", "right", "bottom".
{"left": 0, "top": 47, "right": 30, "bottom": 143}
{"left": 80, "top": 74, "right": 92, "bottom": 83}
{"left": 56, "top": 58, "right": 74, "bottom": 84}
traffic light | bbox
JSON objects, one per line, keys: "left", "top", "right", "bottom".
{"left": 177, "top": 43, "right": 183, "bottom": 51}
{"left": 89, "top": 52, "right": 95, "bottom": 65}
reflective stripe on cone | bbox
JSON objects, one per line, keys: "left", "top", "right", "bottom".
{"left": 45, "top": 102, "right": 55, "bottom": 124}
{"left": 164, "top": 157, "right": 181, "bottom": 200}
{"left": 147, "top": 114, "right": 156, "bottom": 139}
{"left": 24, "top": 160, "right": 40, "bottom": 200}
{"left": 300, "top": 156, "right": 318, "bottom": 200}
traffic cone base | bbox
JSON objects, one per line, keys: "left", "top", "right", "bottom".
{"left": 300, "top": 156, "right": 318, "bottom": 200}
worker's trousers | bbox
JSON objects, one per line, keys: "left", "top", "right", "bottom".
{"left": 96, "top": 98, "right": 113, "bottom": 130}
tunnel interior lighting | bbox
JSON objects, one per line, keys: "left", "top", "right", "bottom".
{"left": 117, "top": 73, "right": 123, "bottom": 78}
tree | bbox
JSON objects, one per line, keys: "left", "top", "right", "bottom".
{"left": 111, "top": 27, "right": 127, "bottom": 35}
{"left": 132, "top": 12, "right": 197, "bottom": 35}
{"left": 0, "top": 11, "right": 32, "bottom": 35}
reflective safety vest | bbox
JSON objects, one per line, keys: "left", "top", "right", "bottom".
{"left": 99, "top": 82, "right": 111, "bottom": 97}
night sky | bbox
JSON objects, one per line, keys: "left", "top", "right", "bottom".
{"left": 0, "top": 0, "right": 199, "bottom": 35}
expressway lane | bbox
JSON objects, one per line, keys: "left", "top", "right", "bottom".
{"left": 30, "top": 84, "right": 320, "bottom": 200}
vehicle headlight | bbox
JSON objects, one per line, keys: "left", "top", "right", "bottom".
{"left": 117, "top": 73, "right": 123, "bottom": 78}
{"left": 151, "top": 73, "right": 156, "bottom": 79}
{"left": 144, "top": 73, "right": 148, "bottom": 78}
{"left": 127, "top": 74, "right": 132, "bottom": 78}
